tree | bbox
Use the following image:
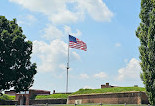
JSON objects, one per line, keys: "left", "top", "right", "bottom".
{"left": 0, "top": 16, "right": 37, "bottom": 93}
{"left": 136, "top": 0, "right": 155, "bottom": 104}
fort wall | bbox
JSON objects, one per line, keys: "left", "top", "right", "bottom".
{"left": 68, "top": 91, "right": 149, "bottom": 104}
{"left": 29, "top": 99, "right": 67, "bottom": 105}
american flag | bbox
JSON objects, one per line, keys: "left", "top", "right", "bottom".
{"left": 69, "top": 35, "right": 87, "bottom": 51}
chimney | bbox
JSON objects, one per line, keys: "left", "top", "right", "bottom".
{"left": 106, "top": 83, "right": 109, "bottom": 87}
{"left": 53, "top": 90, "right": 55, "bottom": 94}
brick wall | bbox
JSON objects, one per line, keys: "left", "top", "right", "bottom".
{"left": 101, "top": 83, "right": 116, "bottom": 88}
{"left": 0, "top": 99, "right": 67, "bottom": 105}
{"left": 30, "top": 99, "right": 67, "bottom": 105}
{"left": 68, "top": 92, "right": 148, "bottom": 104}
{"left": 5, "top": 90, "right": 16, "bottom": 95}
{"left": 30, "top": 89, "right": 50, "bottom": 95}
{"left": 15, "top": 89, "right": 51, "bottom": 105}
{"left": 16, "top": 94, "right": 30, "bottom": 105}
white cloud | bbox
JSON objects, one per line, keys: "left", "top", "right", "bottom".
{"left": 27, "top": 14, "right": 37, "bottom": 21}
{"left": 49, "top": 10, "right": 78, "bottom": 24}
{"left": 43, "top": 24, "right": 63, "bottom": 40}
{"left": 117, "top": 58, "right": 141, "bottom": 81}
{"left": 72, "top": 51, "right": 80, "bottom": 60}
{"left": 9, "top": 0, "right": 113, "bottom": 24}
{"left": 64, "top": 25, "right": 81, "bottom": 37}
{"left": 32, "top": 39, "right": 80, "bottom": 73}
{"left": 80, "top": 74, "right": 89, "bottom": 79}
{"left": 9, "top": 0, "right": 79, "bottom": 24}
{"left": 59, "top": 64, "right": 66, "bottom": 71}
{"left": 115, "top": 43, "right": 121, "bottom": 47}
{"left": 94, "top": 72, "right": 107, "bottom": 78}
{"left": 77, "top": 0, "right": 113, "bottom": 22}
{"left": 42, "top": 25, "right": 82, "bottom": 41}
{"left": 17, "top": 14, "right": 37, "bottom": 26}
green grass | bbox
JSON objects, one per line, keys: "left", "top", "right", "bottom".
{"left": 72, "top": 87, "right": 146, "bottom": 95}
{"left": 0, "top": 94, "right": 15, "bottom": 101}
{"left": 36, "top": 94, "right": 70, "bottom": 100}
{"left": 35, "top": 87, "right": 145, "bottom": 100}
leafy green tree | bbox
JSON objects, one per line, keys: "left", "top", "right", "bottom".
{"left": 136, "top": 0, "right": 155, "bottom": 104}
{"left": 0, "top": 16, "right": 37, "bottom": 93}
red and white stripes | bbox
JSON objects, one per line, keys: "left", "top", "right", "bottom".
{"left": 69, "top": 38, "right": 87, "bottom": 51}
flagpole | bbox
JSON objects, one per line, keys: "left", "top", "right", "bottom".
{"left": 66, "top": 35, "right": 70, "bottom": 93}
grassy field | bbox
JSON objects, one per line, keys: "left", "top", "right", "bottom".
{"left": 0, "top": 94, "right": 15, "bottom": 100}
{"left": 35, "top": 87, "right": 145, "bottom": 99}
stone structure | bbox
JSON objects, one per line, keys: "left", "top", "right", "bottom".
{"left": 16, "top": 92, "right": 29, "bottom": 105}
{"left": 101, "top": 83, "right": 116, "bottom": 88}
{"left": 5, "top": 89, "right": 50, "bottom": 105}
{"left": 0, "top": 99, "right": 67, "bottom": 105}
{"left": 67, "top": 91, "right": 149, "bottom": 104}
{"left": 4, "top": 85, "right": 149, "bottom": 105}
{"left": 30, "top": 89, "right": 50, "bottom": 95}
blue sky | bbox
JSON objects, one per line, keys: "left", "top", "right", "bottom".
{"left": 1, "top": 0, "right": 143, "bottom": 92}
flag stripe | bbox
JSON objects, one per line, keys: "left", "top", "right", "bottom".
{"left": 69, "top": 35, "right": 87, "bottom": 51}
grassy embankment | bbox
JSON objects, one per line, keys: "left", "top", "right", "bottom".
{"left": 72, "top": 87, "right": 145, "bottom": 95}
{"left": 0, "top": 87, "right": 145, "bottom": 100}
{"left": 0, "top": 94, "right": 15, "bottom": 101}
{"left": 36, "top": 93, "right": 70, "bottom": 100}
{"left": 36, "top": 87, "right": 145, "bottom": 99}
